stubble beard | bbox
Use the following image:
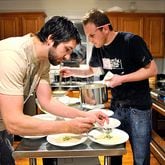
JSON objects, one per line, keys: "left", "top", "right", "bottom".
{"left": 48, "top": 52, "right": 60, "bottom": 66}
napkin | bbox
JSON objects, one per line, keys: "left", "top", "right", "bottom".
{"left": 103, "top": 71, "right": 114, "bottom": 87}
{"left": 103, "top": 71, "right": 114, "bottom": 81}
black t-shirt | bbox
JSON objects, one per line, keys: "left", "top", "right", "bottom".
{"left": 89, "top": 32, "right": 153, "bottom": 109}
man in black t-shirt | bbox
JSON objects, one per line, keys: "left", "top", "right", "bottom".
{"left": 61, "top": 9, "right": 158, "bottom": 165}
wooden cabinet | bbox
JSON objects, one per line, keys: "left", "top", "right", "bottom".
{"left": 118, "top": 15, "right": 143, "bottom": 37}
{"left": 106, "top": 12, "right": 165, "bottom": 58}
{"left": 107, "top": 14, "right": 118, "bottom": 32}
{"left": 107, "top": 12, "right": 143, "bottom": 37}
{"left": 143, "top": 14, "right": 165, "bottom": 58}
{"left": 0, "top": 15, "right": 20, "bottom": 39}
{"left": 0, "top": 12, "right": 46, "bottom": 40}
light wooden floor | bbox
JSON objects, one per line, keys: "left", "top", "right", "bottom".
{"left": 14, "top": 141, "right": 160, "bottom": 165}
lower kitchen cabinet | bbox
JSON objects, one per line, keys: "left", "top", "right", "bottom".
{"left": 151, "top": 98, "right": 165, "bottom": 164}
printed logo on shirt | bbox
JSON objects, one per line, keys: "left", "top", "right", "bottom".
{"left": 102, "top": 58, "right": 123, "bottom": 70}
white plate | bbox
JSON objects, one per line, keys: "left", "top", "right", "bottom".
{"left": 58, "top": 96, "right": 80, "bottom": 105}
{"left": 89, "top": 109, "right": 114, "bottom": 117}
{"left": 20, "top": 135, "right": 45, "bottom": 139}
{"left": 94, "top": 117, "right": 121, "bottom": 129}
{"left": 88, "top": 128, "right": 129, "bottom": 146}
{"left": 81, "top": 104, "right": 105, "bottom": 110}
{"left": 47, "top": 133, "right": 87, "bottom": 147}
{"left": 103, "top": 117, "right": 121, "bottom": 129}
{"left": 19, "top": 114, "right": 57, "bottom": 139}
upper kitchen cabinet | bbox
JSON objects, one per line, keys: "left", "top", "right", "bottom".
{"left": 106, "top": 12, "right": 143, "bottom": 37}
{"left": 106, "top": 14, "right": 118, "bottom": 32}
{"left": 117, "top": 15, "right": 143, "bottom": 37}
{"left": 143, "top": 14, "right": 165, "bottom": 58}
{"left": 0, "top": 12, "right": 46, "bottom": 40}
{"left": 105, "top": 12, "right": 165, "bottom": 58}
{"left": 0, "top": 14, "right": 20, "bottom": 39}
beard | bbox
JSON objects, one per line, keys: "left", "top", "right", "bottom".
{"left": 48, "top": 52, "right": 60, "bottom": 66}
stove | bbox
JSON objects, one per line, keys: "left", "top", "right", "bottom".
{"left": 151, "top": 88, "right": 165, "bottom": 103}
{"left": 150, "top": 88, "right": 165, "bottom": 164}
{"left": 158, "top": 89, "right": 165, "bottom": 103}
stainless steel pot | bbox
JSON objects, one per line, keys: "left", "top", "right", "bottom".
{"left": 79, "top": 83, "right": 108, "bottom": 108}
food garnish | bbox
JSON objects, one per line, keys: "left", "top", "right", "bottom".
{"left": 63, "top": 136, "right": 72, "bottom": 141}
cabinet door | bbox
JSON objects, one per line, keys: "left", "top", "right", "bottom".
{"left": 118, "top": 15, "right": 144, "bottom": 37}
{"left": 0, "top": 12, "right": 46, "bottom": 40}
{"left": 144, "top": 16, "right": 165, "bottom": 58}
{"left": 0, "top": 15, "right": 20, "bottom": 39}
{"left": 105, "top": 12, "right": 165, "bottom": 58}
{"left": 21, "top": 13, "right": 46, "bottom": 35}
{"left": 106, "top": 14, "right": 118, "bottom": 31}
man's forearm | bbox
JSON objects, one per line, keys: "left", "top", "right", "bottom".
{"left": 70, "top": 68, "right": 94, "bottom": 77}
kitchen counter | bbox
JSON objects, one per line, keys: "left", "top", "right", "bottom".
{"left": 13, "top": 137, "right": 126, "bottom": 165}
{"left": 14, "top": 101, "right": 128, "bottom": 165}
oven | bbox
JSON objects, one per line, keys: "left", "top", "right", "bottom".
{"left": 150, "top": 87, "right": 165, "bottom": 164}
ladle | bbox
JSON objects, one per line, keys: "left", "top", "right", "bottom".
{"left": 59, "top": 63, "right": 62, "bottom": 90}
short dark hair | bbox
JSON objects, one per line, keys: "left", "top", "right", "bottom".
{"left": 82, "top": 8, "right": 113, "bottom": 31}
{"left": 36, "top": 16, "right": 81, "bottom": 46}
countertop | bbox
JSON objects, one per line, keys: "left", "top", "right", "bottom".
{"left": 13, "top": 138, "right": 126, "bottom": 159}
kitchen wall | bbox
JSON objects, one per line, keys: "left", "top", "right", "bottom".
{"left": 0, "top": 0, "right": 165, "bottom": 18}
{"left": 0, "top": 0, "right": 165, "bottom": 73}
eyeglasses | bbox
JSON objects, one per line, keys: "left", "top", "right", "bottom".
{"left": 88, "top": 23, "right": 111, "bottom": 39}
{"left": 96, "top": 23, "right": 111, "bottom": 30}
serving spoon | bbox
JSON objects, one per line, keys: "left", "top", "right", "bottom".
{"left": 59, "top": 63, "right": 62, "bottom": 90}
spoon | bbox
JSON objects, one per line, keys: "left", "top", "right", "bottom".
{"left": 59, "top": 63, "right": 62, "bottom": 90}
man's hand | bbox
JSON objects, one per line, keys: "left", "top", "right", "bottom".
{"left": 66, "top": 117, "right": 95, "bottom": 134}
{"left": 86, "top": 110, "right": 109, "bottom": 126}
{"left": 60, "top": 67, "right": 73, "bottom": 78}
{"left": 104, "top": 74, "right": 123, "bottom": 88}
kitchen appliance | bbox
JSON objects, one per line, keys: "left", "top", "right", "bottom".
{"left": 150, "top": 87, "right": 165, "bottom": 164}
{"left": 157, "top": 74, "right": 165, "bottom": 90}
{"left": 155, "top": 74, "right": 165, "bottom": 103}
{"left": 158, "top": 90, "right": 165, "bottom": 103}
{"left": 79, "top": 83, "right": 108, "bottom": 109}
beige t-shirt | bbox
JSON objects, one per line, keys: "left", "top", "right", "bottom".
{"left": 0, "top": 34, "right": 50, "bottom": 131}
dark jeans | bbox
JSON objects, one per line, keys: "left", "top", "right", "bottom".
{"left": 111, "top": 105, "right": 152, "bottom": 165}
{"left": 0, "top": 130, "right": 15, "bottom": 165}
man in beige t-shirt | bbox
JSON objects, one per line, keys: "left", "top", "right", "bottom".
{"left": 0, "top": 16, "right": 108, "bottom": 165}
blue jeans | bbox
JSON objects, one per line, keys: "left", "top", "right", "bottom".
{"left": 111, "top": 106, "right": 152, "bottom": 165}
{"left": 0, "top": 130, "right": 15, "bottom": 165}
